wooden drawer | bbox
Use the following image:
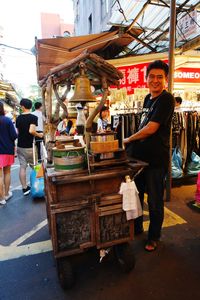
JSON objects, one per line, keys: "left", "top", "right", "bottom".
{"left": 92, "top": 175, "right": 122, "bottom": 195}
{"left": 95, "top": 202, "right": 134, "bottom": 248}
{"left": 50, "top": 203, "right": 96, "bottom": 257}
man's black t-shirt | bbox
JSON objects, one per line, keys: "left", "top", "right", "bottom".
{"left": 16, "top": 113, "right": 38, "bottom": 148}
{"left": 131, "top": 90, "right": 175, "bottom": 169}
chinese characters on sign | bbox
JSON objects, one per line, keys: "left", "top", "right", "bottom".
{"left": 119, "top": 63, "right": 148, "bottom": 95}
{"left": 177, "top": 10, "right": 197, "bottom": 41}
{"left": 118, "top": 62, "right": 148, "bottom": 95}
{"left": 112, "top": 63, "right": 200, "bottom": 95}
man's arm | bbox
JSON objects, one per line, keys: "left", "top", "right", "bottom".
{"left": 29, "top": 124, "right": 43, "bottom": 138}
{"left": 124, "top": 121, "right": 160, "bottom": 144}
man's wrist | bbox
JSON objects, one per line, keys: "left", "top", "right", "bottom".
{"left": 128, "top": 136, "right": 134, "bottom": 143}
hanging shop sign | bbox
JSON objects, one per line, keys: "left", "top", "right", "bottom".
{"left": 113, "top": 63, "right": 200, "bottom": 95}
{"left": 174, "top": 68, "right": 200, "bottom": 83}
{"left": 117, "top": 62, "right": 148, "bottom": 95}
{"left": 177, "top": 10, "right": 197, "bottom": 41}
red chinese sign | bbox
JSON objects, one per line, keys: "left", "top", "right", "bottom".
{"left": 114, "top": 63, "right": 200, "bottom": 95}
{"left": 117, "top": 62, "right": 148, "bottom": 95}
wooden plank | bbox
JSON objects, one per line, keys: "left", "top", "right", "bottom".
{"left": 98, "top": 208, "right": 123, "bottom": 216}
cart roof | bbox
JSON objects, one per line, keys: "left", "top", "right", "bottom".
{"left": 35, "top": 28, "right": 141, "bottom": 84}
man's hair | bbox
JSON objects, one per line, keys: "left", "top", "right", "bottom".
{"left": 34, "top": 102, "right": 42, "bottom": 110}
{"left": 146, "top": 60, "right": 169, "bottom": 77}
{"left": 175, "top": 96, "right": 182, "bottom": 105}
{"left": 20, "top": 98, "right": 32, "bottom": 109}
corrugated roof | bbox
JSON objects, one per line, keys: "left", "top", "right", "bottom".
{"left": 109, "top": 0, "right": 200, "bottom": 56}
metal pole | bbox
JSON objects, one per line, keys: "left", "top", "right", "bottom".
{"left": 168, "top": 0, "right": 176, "bottom": 93}
{"left": 166, "top": 0, "right": 176, "bottom": 202}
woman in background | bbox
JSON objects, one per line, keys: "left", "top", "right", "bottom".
{"left": 97, "top": 105, "right": 110, "bottom": 132}
{"left": 0, "top": 101, "right": 18, "bottom": 205}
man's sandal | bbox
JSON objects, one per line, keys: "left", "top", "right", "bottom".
{"left": 145, "top": 240, "right": 158, "bottom": 252}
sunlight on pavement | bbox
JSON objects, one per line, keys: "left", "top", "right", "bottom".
{"left": 143, "top": 204, "right": 187, "bottom": 232}
{"left": 0, "top": 205, "right": 187, "bottom": 262}
{"left": 0, "top": 241, "right": 52, "bottom": 261}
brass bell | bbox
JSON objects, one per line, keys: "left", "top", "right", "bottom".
{"left": 69, "top": 69, "right": 96, "bottom": 103}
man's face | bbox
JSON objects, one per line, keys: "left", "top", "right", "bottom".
{"left": 146, "top": 68, "right": 168, "bottom": 95}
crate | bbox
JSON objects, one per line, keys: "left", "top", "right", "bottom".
{"left": 90, "top": 140, "right": 119, "bottom": 153}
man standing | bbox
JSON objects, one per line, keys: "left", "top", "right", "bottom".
{"left": 32, "top": 101, "right": 44, "bottom": 161}
{"left": 16, "top": 98, "right": 43, "bottom": 195}
{"left": 124, "top": 60, "right": 175, "bottom": 251}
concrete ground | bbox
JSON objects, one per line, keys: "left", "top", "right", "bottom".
{"left": 0, "top": 168, "right": 200, "bottom": 300}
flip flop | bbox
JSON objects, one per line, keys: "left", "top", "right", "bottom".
{"left": 145, "top": 240, "right": 157, "bottom": 252}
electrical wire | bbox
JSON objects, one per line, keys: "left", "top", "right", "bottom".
{"left": 0, "top": 43, "right": 33, "bottom": 55}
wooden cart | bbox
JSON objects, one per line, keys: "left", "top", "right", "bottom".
{"left": 35, "top": 44, "right": 148, "bottom": 288}
{"left": 44, "top": 158, "right": 147, "bottom": 288}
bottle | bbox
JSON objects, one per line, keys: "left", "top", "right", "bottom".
{"left": 76, "top": 103, "right": 86, "bottom": 135}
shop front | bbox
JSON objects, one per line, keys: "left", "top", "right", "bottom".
{"left": 107, "top": 53, "right": 200, "bottom": 187}
{"left": 108, "top": 52, "right": 200, "bottom": 109}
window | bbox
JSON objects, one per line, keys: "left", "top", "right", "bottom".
{"left": 101, "top": 0, "right": 109, "bottom": 20}
{"left": 88, "top": 14, "right": 92, "bottom": 34}
{"left": 74, "top": 0, "right": 80, "bottom": 21}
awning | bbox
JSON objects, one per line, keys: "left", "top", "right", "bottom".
{"left": 0, "top": 80, "right": 19, "bottom": 108}
{"left": 35, "top": 28, "right": 142, "bottom": 82}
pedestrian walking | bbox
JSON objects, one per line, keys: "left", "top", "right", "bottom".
{"left": 0, "top": 101, "right": 18, "bottom": 205}
{"left": 16, "top": 98, "right": 43, "bottom": 196}
{"left": 124, "top": 60, "right": 175, "bottom": 251}
{"left": 32, "top": 101, "right": 44, "bottom": 161}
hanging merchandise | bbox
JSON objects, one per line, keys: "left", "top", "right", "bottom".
{"left": 171, "top": 147, "right": 183, "bottom": 178}
{"left": 186, "top": 152, "right": 200, "bottom": 176}
{"left": 30, "top": 164, "right": 45, "bottom": 198}
{"left": 187, "top": 171, "right": 200, "bottom": 212}
{"left": 171, "top": 148, "right": 183, "bottom": 178}
{"left": 30, "top": 141, "right": 45, "bottom": 198}
{"left": 195, "top": 172, "right": 200, "bottom": 207}
{"left": 172, "top": 110, "right": 200, "bottom": 179}
{"left": 119, "top": 175, "right": 142, "bottom": 221}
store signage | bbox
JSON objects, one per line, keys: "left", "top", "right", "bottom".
{"left": 177, "top": 10, "right": 197, "bottom": 41}
{"left": 174, "top": 68, "right": 200, "bottom": 83}
{"left": 114, "top": 64, "right": 200, "bottom": 94}
{"left": 117, "top": 62, "right": 148, "bottom": 95}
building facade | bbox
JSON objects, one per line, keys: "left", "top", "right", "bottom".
{"left": 72, "top": 0, "right": 200, "bottom": 102}
{"left": 41, "top": 13, "right": 74, "bottom": 38}
{"left": 73, "top": 0, "right": 114, "bottom": 35}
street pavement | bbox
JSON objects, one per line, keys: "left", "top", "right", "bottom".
{"left": 0, "top": 161, "right": 200, "bottom": 300}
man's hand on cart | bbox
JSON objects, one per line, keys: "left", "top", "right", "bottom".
{"left": 123, "top": 137, "right": 130, "bottom": 145}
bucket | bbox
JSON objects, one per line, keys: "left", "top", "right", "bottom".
{"left": 53, "top": 146, "right": 86, "bottom": 172}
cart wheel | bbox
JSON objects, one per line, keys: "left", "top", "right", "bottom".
{"left": 114, "top": 243, "right": 136, "bottom": 273}
{"left": 56, "top": 257, "right": 75, "bottom": 289}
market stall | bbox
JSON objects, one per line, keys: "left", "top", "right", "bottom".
{"left": 35, "top": 39, "right": 148, "bottom": 288}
